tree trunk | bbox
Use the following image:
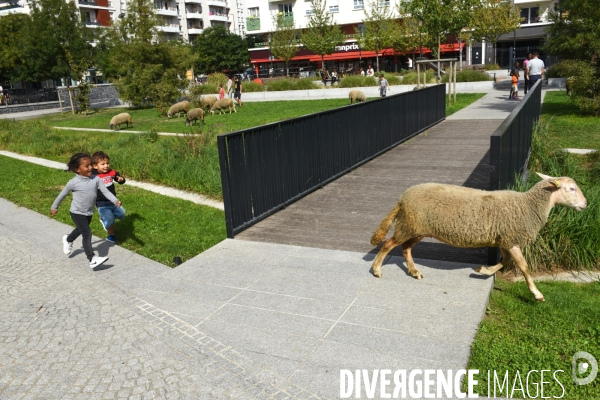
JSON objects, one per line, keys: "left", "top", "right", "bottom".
{"left": 458, "top": 37, "right": 463, "bottom": 71}
{"left": 57, "top": 88, "right": 64, "bottom": 113}
{"left": 376, "top": 50, "right": 380, "bottom": 73}
{"left": 285, "top": 60, "right": 289, "bottom": 77}
{"left": 66, "top": 78, "right": 75, "bottom": 114}
{"left": 321, "top": 55, "right": 325, "bottom": 70}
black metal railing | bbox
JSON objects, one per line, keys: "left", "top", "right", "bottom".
{"left": 218, "top": 84, "right": 446, "bottom": 238}
{"left": 3, "top": 88, "right": 59, "bottom": 105}
{"left": 489, "top": 79, "right": 542, "bottom": 191}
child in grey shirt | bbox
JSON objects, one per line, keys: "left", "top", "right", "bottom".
{"left": 51, "top": 153, "right": 122, "bottom": 268}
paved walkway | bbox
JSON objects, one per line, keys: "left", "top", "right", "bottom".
{"left": 1, "top": 89, "right": 531, "bottom": 399}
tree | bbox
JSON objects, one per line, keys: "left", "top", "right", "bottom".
{"left": 445, "top": 0, "right": 477, "bottom": 69}
{"left": 389, "top": 16, "right": 421, "bottom": 70}
{"left": 471, "top": 0, "right": 520, "bottom": 64}
{"left": 269, "top": 13, "right": 300, "bottom": 76}
{"left": 0, "top": 13, "right": 30, "bottom": 83}
{"left": 192, "top": 25, "right": 250, "bottom": 74}
{"left": 355, "top": 0, "right": 396, "bottom": 72}
{"left": 400, "top": 0, "right": 452, "bottom": 59}
{"left": 97, "top": 0, "right": 194, "bottom": 113}
{"left": 301, "top": 0, "right": 345, "bottom": 67}
{"left": 544, "top": 0, "right": 600, "bottom": 114}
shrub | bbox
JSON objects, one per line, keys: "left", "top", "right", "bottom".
{"left": 242, "top": 81, "right": 264, "bottom": 92}
{"left": 339, "top": 75, "right": 378, "bottom": 88}
{"left": 378, "top": 72, "right": 401, "bottom": 85}
{"left": 294, "top": 77, "right": 318, "bottom": 90}
{"left": 207, "top": 73, "right": 228, "bottom": 86}
{"left": 400, "top": 70, "right": 436, "bottom": 85}
{"left": 484, "top": 63, "right": 501, "bottom": 70}
{"left": 188, "top": 84, "right": 218, "bottom": 108}
{"left": 441, "top": 70, "right": 492, "bottom": 83}
{"left": 545, "top": 59, "right": 592, "bottom": 78}
{"left": 266, "top": 78, "right": 295, "bottom": 91}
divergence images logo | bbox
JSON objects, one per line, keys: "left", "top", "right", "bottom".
{"left": 572, "top": 351, "right": 598, "bottom": 385}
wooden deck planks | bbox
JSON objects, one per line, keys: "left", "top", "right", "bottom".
{"left": 236, "top": 119, "right": 504, "bottom": 265}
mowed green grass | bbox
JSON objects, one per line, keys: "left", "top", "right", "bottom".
{"left": 466, "top": 279, "right": 600, "bottom": 399}
{"left": 541, "top": 91, "right": 600, "bottom": 150}
{"left": 0, "top": 156, "right": 225, "bottom": 266}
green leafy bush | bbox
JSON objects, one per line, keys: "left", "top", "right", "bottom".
{"left": 188, "top": 84, "right": 218, "bottom": 107}
{"left": 242, "top": 81, "right": 264, "bottom": 92}
{"left": 294, "top": 77, "right": 319, "bottom": 90}
{"left": 400, "top": 70, "right": 436, "bottom": 85}
{"left": 441, "top": 70, "right": 492, "bottom": 83}
{"left": 484, "top": 63, "right": 501, "bottom": 70}
{"left": 207, "top": 73, "right": 228, "bottom": 86}
{"left": 378, "top": 72, "right": 401, "bottom": 85}
{"left": 545, "top": 60, "right": 592, "bottom": 78}
{"left": 339, "top": 76, "right": 378, "bottom": 88}
{"left": 266, "top": 78, "right": 295, "bottom": 91}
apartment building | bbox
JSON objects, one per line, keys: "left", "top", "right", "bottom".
{"left": 0, "top": 0, "right": 244, "bottom": 44}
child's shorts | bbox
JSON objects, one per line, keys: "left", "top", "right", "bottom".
{"left": 98, "top": 204, "right": 126, "bottom": 229}
{"left": 512, "top": 84, "right": 518, "bottom": 90}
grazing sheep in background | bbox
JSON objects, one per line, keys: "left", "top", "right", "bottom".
{"left": 167, "top": 100, "right": 190, "bottom": 118}
{"left": 109, "top": 113, "right": 133, "bottom": 130}
{"left": 370, "top": 173, "right": 587, "bottom": 302}
{"left": 566, "top": 77, "right": 574, "bottom": 96}
{"left": 199, "top": 95, "right": 218, "bottom": 111}
{"left": 210, "top": 98, "right": 236, "bottom": 115}
{"left": 349, "top": 90, "right": 366, "bottom": 104}
{"left": 185, "top": 108, "right": 205, "bottom": 126}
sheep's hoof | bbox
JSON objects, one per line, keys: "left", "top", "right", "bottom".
{"left": 414, "top": 273, "right": 423, "bottom": 280}
{"left": 536, "top": 295, "right": 545, "bottom": 302}
{"left": 372, "top": 269, "right": 382, "bottom": 278}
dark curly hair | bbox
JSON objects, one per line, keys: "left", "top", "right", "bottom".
{"left": 66, "top": 153, "right": 91, "bottom": 173}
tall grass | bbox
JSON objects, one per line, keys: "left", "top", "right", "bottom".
{"left": 514, "top": 121, "right": 600, "bottom": 271}
{"left": 338, "top": 76, "right": 378, "bottom": 88}
{"left": 0, "top": 119, "right": 223, "bottom": 199}
{"left": 242, "top": 81, "right": 264, "bottom": 92}
{"left": 399, "top": 70, "right": 436, "bottom": 85}
{"left": 441, "top": 70, "right": 491, "bottom": 83}
{"left": 378, "top": 72, "right": 401, "bottom": 85}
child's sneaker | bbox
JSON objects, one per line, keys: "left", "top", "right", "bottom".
{"left": 63, "top": 235, "right": 73, "bottom": 255}
{"left": 89, "top": 256, "right": 108, "bottom": 268}
{"left": 106, "top": 235, "right": 116, "bottom": 243}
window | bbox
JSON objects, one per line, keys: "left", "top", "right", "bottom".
{"left": 329, "top": 0, "right": 338, "bottom": 13}
{"left": 353, "top": 0, "right": 363, "bottom": 10}
{"left": 306, "top": 8, "right": 314, "bottom": 15}
{"left": 278, "top": 3, "right": 292, "bottom": 14}
{"left": 378, "top": 0, "right": 389, "bottom": 6}
{"left": 520, "top": 7, "right": 540, "bottom": 24}
{"left": 248, "top": 7, "right": 259, "bottom": 17}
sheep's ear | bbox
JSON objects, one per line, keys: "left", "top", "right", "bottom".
{"left": 536, "top": 172, "right": 555, "bottom": 181}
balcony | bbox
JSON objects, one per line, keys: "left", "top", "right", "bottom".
{"left": 184, "top": 0, "right": 202, "bottom": 4}
{"left": 85, "top": 17, "right": 101, "bottom": 26}
{"left": 278, "top": 12, "right": 293, "bottom": 26}
{"left": 78, "top": 0, "right": 110, "bottom": 8}
{"left": 207, "top": 0, "right": 227, "bottom": 7}
{"left": 0, "top": 2, "right": 24, "bottom": 12}
{"left": 246, "top": 17, "right": 260, "bottom": 31}
{"left": 158, "top": 23, "right": 180, "bottom": 32}
{"left": 188, "top": 26, "right": 203, "bottom": 34}
{"left": 186, "top": 11, "right": 202, "bottom": 18}
{"left": 208, "top": 11, "right": 228, "bottom": 21}
{"left": 155, "top": 6, "right": 178, "bottom": 16}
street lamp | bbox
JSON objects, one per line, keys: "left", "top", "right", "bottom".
{"left": 418, "top": 20, "right": 423, "bottom": 59}
{"left": 267, "top": 33, "right": 273, "bottom": 77}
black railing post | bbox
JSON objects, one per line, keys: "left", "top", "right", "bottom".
{"left": 217, "top": 135, "right": 235, "bottom": 238}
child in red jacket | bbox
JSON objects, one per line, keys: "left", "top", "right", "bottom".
{"left": 92, "top": 151, "right": 126, "bottom": 243}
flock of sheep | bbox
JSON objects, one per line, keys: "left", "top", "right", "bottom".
{"left": 107, "top": 94, "right": 589, "bottom": 303}
{"left": 108, "top": 96, "right": 237, "bottom": 131}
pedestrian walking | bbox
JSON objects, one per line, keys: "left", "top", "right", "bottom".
{"left": 51, "top": 153, "right": 122, "bottom": 268}
{"left": 522, "top": 53, "right": 532, "bottom": 95}
{"left": 91, "top": 151, "right": 126, "bottom": 244}
{"left": 526, "top": 52, "right": 545, "bottom": 91}
{"left": 233, "top": 76, "right": 243, "bottom": 106}
{"left": 407, "top": 57, "right": 413, "bottom": 70}
{"left": 227, "top": 76, "right": 233, "bottom": 98}
{"left": 379, "top": 74, "right": 390, "bottom": 97}
{"left": 509, "top": 62, "right": 520, "bottom": 100}
{"left": 218, "top": 83, "right": 225, "bottom": 99}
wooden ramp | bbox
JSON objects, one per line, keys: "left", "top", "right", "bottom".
{"left": 236, "top": 119, "right": 505, "bottom": 265}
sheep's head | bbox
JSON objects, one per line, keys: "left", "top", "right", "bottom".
{"left": 109, "top": 123, "right": 114, "bottom": 130}
{"left": 536, "top": 173, "right": 587, "bottom": 211}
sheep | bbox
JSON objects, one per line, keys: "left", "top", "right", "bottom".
{"left": 109, "top": 113, "right": 133, "bottom": 130}
{"left": 349, "top": 90, "right": 366, "bottom": 104}
{"left": 369, "top": 173, "right": 587, "bottom": 302}
{"left": 210, "top": 98, "right": 236, "bottom": 115}
{"left": 566, "top": 77, "right": 574, "bottom": 96}
{"left": 199, "top": 95, "right": 218, "bottom": 111}
{"left": 167, "top": 100, "right": 190, "bottom": 118}
{"left": 185, "top": 108, "right": 205, "bottom": 126}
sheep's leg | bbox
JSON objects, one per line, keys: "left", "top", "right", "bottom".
{"left": 402, "top": 237, "right": 424, "bottom": 280}
{"left": 508, "top": 246, "right": 544, "bottom": 302}
{"left": 476, "top": 248, "right": 511, "bottom": 276}
{"left": 371, "top": 237, "right": 402, "bottom": 278}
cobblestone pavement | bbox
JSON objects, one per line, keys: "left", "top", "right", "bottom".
{"left": 0, "top": 209, "right": 320, "bottom": 399}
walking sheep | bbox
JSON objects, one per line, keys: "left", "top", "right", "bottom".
{"left": 167, "top": 100, "right": 190, "bottom": 118}
{"left": 109, "top": 113, "right": 133, "bottom": 130}
{"left": 210, "top": 98, "right": 236, "bottom": 115}
{"left": 199, "top": 95, "right": 218, "bottom": 111}
{"left": 370, "top": 173, "right": 587, "bottom": 302}
{"left": 349, "top": 90, "right": 366, "bottom": 104}
{"left": 185, "top": 108, "right": 205, "bottom": 126}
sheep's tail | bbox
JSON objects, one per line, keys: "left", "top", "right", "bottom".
{"left": 370, "top": 204, "right": 400, "bottom": 246}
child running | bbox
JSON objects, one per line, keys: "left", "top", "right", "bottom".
{"left": 51, "top": 153, "right": 122, "bottom": 268}
{"left": 218, "top": 83, "right": 225, "bottom": 99}
{"left": 509, "top": 62, "right": 520, "bottom": 100}
{"left": 91, "top": 151, "right": 126, "bottom": 244}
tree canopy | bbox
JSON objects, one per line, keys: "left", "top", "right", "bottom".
{"left": 269, "top": 13, "right": 300, "bottom": 76}
{"left": 470, "top": 0, "right": 520, "bottom": 63}
{"left": 355, "top": 0, "right": 396, "bottom": 72}
{"left": 192, "top": 25, "right": 250, "bottom": 74}
{"left": 301, "top": 0, "right": 345, "bottom": 67}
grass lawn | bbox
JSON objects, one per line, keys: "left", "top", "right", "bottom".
{"left": 0, "top": 95, "right": 485, "bottom": 200}
{"left": 541, "top": 91, "right": 600, "bottom": 150}
{"left": 0, "top": 155, "right": 226, "bottom": 267}
{"left": 466, "top": 279, "right": 600, "bottom": 399}
{"left": 446, "top": 93, "right": 485, "bottom": 117}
